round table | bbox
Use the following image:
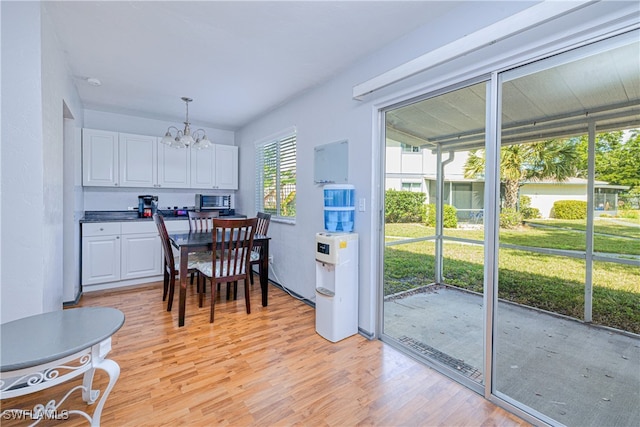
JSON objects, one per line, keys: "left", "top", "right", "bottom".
{"left": 1, "top": 307, "right": 125, "bottom": 426}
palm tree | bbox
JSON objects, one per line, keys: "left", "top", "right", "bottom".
{"left": 464, "top": 140, "right": 579, "bottom": 210}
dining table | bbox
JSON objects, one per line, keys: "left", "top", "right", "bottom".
{"left": 1, "top": 307, "right": 124, "bottom": 426}
{"left": 169, "top": 231, "right": 271, "bottom": 327}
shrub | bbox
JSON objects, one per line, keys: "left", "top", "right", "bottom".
{"left": 500, "top": 207, "right": 523, "bottom": 228}
{"left": 385, "top": 190, "right": 426, "bottom": 223}
{"left": 619, "top": 210, "right": 639, "bottom": 219}
{"left": 518, "top": 195, "right": 540, "bottom": 219}
{"left": 425, "top": 203, "right": 458, "bottom": 228}
{"left": 521, "top": 207, "right": 541, "bottom": 219}
{"left": 553, "top": 200, "right": 587, "bottom": 219}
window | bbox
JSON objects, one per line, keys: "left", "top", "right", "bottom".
{"left": 401, "top": 143, "right": 421, "bottom": 153}
{"left": 255, "top": 128, "right": 297, "bottom": 220}
{"left": 401, "top": 182, "right": 422, "bottom": 192}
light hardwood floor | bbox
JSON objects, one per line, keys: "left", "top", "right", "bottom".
{"left": 1, "top": 280, "right": 529, "bottom": 426}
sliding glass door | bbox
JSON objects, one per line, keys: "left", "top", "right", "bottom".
{"left": 380, "top": 30, "right": 639, "bottom": 426}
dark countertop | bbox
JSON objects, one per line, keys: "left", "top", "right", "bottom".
{"left": 81, "top": 210, "right": 244, "bottom": 223}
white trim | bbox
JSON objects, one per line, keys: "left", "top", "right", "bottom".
{"left": 253, "top": 126, "right": 297, "bottom": 147}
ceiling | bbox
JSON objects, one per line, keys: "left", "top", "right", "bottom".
{"left": 386, "top": 38, "right": 640, "bottom": 150}
{"left": 44, "top": 1, "right": 466, "bottom": 130}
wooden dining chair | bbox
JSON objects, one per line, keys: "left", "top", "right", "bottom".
{"left": 153, "top": 213, "right": 201, "bottom": 312}
{"left": 187, "top": 210, "right": 219, "bottom": 283}
{"left": 188, "top": 210, "right": 218, "bottom": 232}
{"left": 195, "top": 218, "right": 257, "bottom": 323}
{"left": 249, "top": 212, "right": 271, "bottom": 285}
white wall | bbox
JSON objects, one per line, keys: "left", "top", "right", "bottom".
{"left": 235, "top": 0, "right": 635, "bottom": 336}
{"left": 521, "top": 183, "right": 588, "bottom": 218}
{"left": 0, "top": 2, "right": 84, "bottom": 322}
{"left": 41, "top": 6, "right": 85, "bottom": 306}
{"left": 82, "top": 109, "right": 237, "bottom": 211}
{"left": 236, "top": 2, "right": 537, "bottom": 336}
{"left": 0, "top": 2, "right": 82, "bottom": 322}
{"left": 1, "top": 1, "right": 46, "bottom": 322}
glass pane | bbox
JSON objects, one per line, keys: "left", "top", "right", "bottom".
{"left": 495, "top": 38, "right": 640, "bottom": 427}
{"left": 383, "top": 81, "right": 487, "bottom": 385}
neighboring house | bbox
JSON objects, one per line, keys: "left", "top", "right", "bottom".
{"left": 385, "top": 142, "right": 628, "bottom": 219}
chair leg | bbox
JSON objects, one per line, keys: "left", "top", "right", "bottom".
{"left": 244, "top": 277, "right": 251, "bottom": 314}
{"left": 167, "top": 273, "right": 176, "bottom": 312}
{"left": 210, "top": 280, "right": 218, "bottom": 323}
{"left": 163, "top": 269, "right": 169, "bottom": 301}
{"left": 199, "top": 274, "right": 206, "bottom": 308}
{"left": 190, "top": 271, "right": 195, "bottom": 285}
{"left": 249, "top": 267, "right": 254, "bottom": 285}
{"left": 226, "top": 282, "right": 232, "bottom": 300}
{"left": 233, "top": 281, "right": 238, "bottom": 300}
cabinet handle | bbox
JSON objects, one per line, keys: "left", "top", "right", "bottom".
{"left": 99, "top": 228, "right": 104, "bottom": 231}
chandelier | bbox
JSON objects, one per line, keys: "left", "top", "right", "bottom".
{"left": 161, "top": 97, "right": 212, "bottom": 149}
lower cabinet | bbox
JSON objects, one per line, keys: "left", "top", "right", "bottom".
{"left": 120, "top": 223, "right": 162, "bottom": 280}
{"left": 82, "top": 223, "right": 122, "bottom": 286}
{"left": 82, "top": 220, "right": 178, "bottom": 289}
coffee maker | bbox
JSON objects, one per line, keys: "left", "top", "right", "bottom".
{"left": 138, "top": 195, "right": 158, "bottom": 218}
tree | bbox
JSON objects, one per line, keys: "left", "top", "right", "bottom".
{"left": 464, "top": 140, "right": 579, "bottom": 210}
{"left": 574, "top": 130, "right": 640, "bottom": 188}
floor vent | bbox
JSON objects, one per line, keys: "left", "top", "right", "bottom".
{"left": 398, "top": 335, "right": 482, "bottom": 382}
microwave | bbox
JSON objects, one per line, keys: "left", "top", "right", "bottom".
{"left": 195, "top": 194, "right": 231, "bottom": 211}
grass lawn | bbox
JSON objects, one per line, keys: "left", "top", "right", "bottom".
{"left": 384, "top": 221, "right": 640, "bottom": 334}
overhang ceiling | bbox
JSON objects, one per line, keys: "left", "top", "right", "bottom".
{"left": 44, "top": 1, "right": 467, "bottom": 130}
{"left": 386, "top": 38, "right": 640, "bottom": 151}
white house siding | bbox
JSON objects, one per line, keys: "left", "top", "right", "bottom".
{"left": 520, "top": 183, "right": 587, "bottom": 218}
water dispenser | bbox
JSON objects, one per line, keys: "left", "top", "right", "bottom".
{"left": 323, "top": 184, "right": 355, "bottom": 232}
{"left": 315, "top": 232, "right": 359, "bottom": 342}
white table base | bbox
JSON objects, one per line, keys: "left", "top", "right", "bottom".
{"left": 1, "top": 338, "right": 119, "bottom": 426}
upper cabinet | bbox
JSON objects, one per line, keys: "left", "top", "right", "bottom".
{"left": 82, "top": 129, "right": 119, "bottom": 187}
{"left": 119, "top": 133, "right": 157, "bottom": 188}
{"left": 82, "top": 128, "right": 237, "bottom": 190}
{"left": 158, "top": 142, "right": 191, "bottom": 188}
{"left": 191, "top": 144, "right": 238, "bottom": 190}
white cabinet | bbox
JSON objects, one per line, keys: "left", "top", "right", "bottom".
{"left": 82, "top": 128, "right": 236, "bottom": 189}
{"left": 82, "top": 129, "right": 119, "bottom": 187}
{"left": 214, "top": 145, "right": 239, "bottom": 190}
{"left": 190, "top": 144, "right": 238, "bottom": 190}
{"left": 158, "top": 142, "right": 190, "bottom": 188}
{"left": 82, "top": 221, "right": 164, "bottom": 287}
{"left": 120, "top": 222, "right": 162, "bottom": 279}
{"left": 82, "top": 223, "right": 121, "bottom": 285}
{"left": 119, "top": 133, "right": 157, "bottom": 188}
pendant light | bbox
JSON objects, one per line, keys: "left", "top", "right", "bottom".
{"left": 161, "top": 97, "right": 212, "bottom": 149}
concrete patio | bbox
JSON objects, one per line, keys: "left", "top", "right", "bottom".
{"left": 383, "top": 285, "right": 640, "bottom": 427}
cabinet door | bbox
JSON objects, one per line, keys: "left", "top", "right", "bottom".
{"left": 158, "top": 143, "right": 190, "bottom": 188}
{"left": 82, "top": 235, "right": 121, "bottom": 285}
{"left": 119, "top": 133, "right": 157, "bottom": 188}
{"left": 82, "top": 129, "right": 119, "bottom": 187}
{"left": 190, "top": 145, "right": 215, "bottom": 189}
{"left": 214, "top": 145, "right": 238, "bottom": 190}
{"left": 121, "top": 233, "right": 162, "bottom": 279}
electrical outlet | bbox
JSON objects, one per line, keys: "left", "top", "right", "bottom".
{"left": 359, "top": 198, "right": 366, "bottom": 212}
{"left": 268, "top": 255, "right": 274, "bottom": 263}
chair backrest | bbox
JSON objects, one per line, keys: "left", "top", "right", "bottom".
{"left": 153, "top": 213, "right": 175, "bottom": 269}
{"left": 213, "top": 218, "right": 258, "bottom": 281}
{"left": 188, "top": 210, "right": 218, "bottom": 232}
{"left": 255, "top": 212, "right": 271, "bottom": 237}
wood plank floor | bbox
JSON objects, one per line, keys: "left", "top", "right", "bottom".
{"left": 1, "top": 280, "right": 530, "bottom": 426}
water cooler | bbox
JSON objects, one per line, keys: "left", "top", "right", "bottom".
{"left": 315, "top": 184, "right": 358, "bottom": 342}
